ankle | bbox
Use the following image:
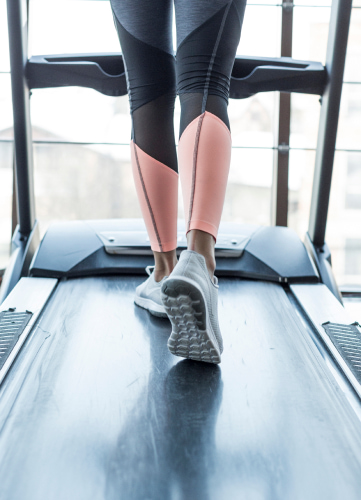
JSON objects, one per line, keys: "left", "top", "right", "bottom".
{"left": 187, "top": 229, "right": 216, "bottom": 280}
{"left": 202, "top": 256, "right": 216, "bottom": 281}
{"left": 153, "top": 249, "right": 178, "bottom": 282}
{"left": 153, "top": 268, "right": 174, "bottom": 282}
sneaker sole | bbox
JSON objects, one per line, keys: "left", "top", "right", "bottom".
{"left": 134, "top": 296, "right": 168, "bottom": 318}
{"left": 161, "top": 276, "right": 221, "bottom": 364}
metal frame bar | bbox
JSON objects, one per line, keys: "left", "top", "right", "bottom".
{"left": 303, "top": 0, "right": 353, "bottom": 302}
{"left": 1, "top": 0, "right": 39, "bottom": 304}
{"left": 308, "top": 0, "right": 353, "bottom": 247}
{"left": 11, "top": 148, "right": 19, "bottom": 236}
{"left": 272, "top": 0, "right": 294, "bottom": 227}
{"left": 6, "top": 0, "right": 35, "bottom": 236}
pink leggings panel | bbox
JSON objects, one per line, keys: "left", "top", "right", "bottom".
{"left": 178, "top": 111, "right": 231, "bottom": 242}
{"left": 131, "top": 141, "right": 179, "bottom": 252}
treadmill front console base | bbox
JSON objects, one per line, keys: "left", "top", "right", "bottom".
{"left": 30, "top": 219, "right": 319, "bottom": 283}
{"left": 99, "top": 230, "right": 249, "bottom": 258}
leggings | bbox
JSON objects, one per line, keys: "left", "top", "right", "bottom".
{"left": 111, "top": 0, "right": 247, "bottom": 252}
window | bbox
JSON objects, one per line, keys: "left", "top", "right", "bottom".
{"left": 345, "top": 154, "right": 361, "bottom": 210}
{"left": 2, "top": 0, "right": 361, "bottom": 288}
{"left": 345, "top": 239, "right": 361, "bottom": 276}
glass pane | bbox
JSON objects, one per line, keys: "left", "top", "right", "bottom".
{"left": 342, "top": 297, "right": 361, "bottom": 325}
{"left": 247, "top": 0, "right": 280, "bottom": 5}
{"left": 290, "top": 93, "right": 321, "bottom": 150}
{"left": 0, "top": 72, "right": 13, "bottom": 271}
{"left": 29, "top": 1, "right": 120, "bottom": 56}
{"left": 29, "top": 1, "right": 281, "bottom": 58}
{"left": 31, "top": 88, "right": 277, "bottom": 148}
{"left": 0, "top": 0, "right": 10, "bottom": 72}
{"left": 0, "top": 74, "right": 13, "bottom": 139}
{"left": 293, "top": 0, "right": 331, "bottom": 6}
{"left": 293, "top": 6, "right": 331, "bottom": 65}
{"left": 0, "top": 142, "right": 13, "bottom": 270}
{"left": 327, "top": 151, "right": 361, "bottom": 286}
{"left": 337, "top": 83, "right": 361, "bottom": 150}
{"left": 224, "top": 148, "right": 273, "bottom": 226}
{"left": 229, "top": 92, "right": 278, "bottom": 148}
{"left": 33, "top": 143, "right": 136, "bottom": 238}
{"left": 237, "top": 5, "right": 281, "bottom": 58}
{"left": 31, "top": 88, "right": 131, "bottom": 144}
{"left": 344, "top": 8, "right": 361, "bottom": 82}
{"left": 287, "top": 149, "right": 316, "bottom": 239}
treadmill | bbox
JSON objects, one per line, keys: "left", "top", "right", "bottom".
{"left": 1, "top": 0, "right": 361, "bottom": 498}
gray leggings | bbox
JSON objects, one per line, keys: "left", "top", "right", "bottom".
{"left": 111, "top": 0, "right": 247, "bottom": 171}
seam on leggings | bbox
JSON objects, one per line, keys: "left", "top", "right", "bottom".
{"left": 188, "top": 1, "right": 232, "bottom": 232}
{"left": 201, "top": 0, "right": 232, "bottom": 114}
{"left": 187, "top": 112, "right": 205, "bottom": 233}
{"left": 133, "top": 142, "right": 163, "bottom": 252}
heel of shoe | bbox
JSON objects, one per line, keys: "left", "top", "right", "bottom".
{"left": 161, "top": 277, "right": 221, "bottom": 364}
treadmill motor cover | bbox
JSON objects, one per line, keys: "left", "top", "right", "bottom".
{"left": 30, "top": 219, "right": 319, "bottom": 283}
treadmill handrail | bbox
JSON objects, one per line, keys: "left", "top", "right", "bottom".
{"left": 26, "top": 53, "right": 327, "bottom": 98}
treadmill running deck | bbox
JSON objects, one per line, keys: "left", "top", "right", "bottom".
{"left": 0, "top": 277, "right": 360, "bottom": 499}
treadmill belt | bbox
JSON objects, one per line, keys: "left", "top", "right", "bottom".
{"left": 0, "top": 277, "right": 361, "bottom": 499}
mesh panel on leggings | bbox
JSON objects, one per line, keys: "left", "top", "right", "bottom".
{"left": 132, "top": 93, "right": 178, "bottom": 172}
{"left": 179, "top": 93, "right": 230, "bottom": 138}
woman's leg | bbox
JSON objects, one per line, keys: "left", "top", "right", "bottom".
{"left": 175, "top": 0, "right": 247, "bottom": 277}
{"left": 160, "top": 0, "right": 247, "bottom": 362}
{"left": 110, "top": 0, "right": 178, "bottom": 281}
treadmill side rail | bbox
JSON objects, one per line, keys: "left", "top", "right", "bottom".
{"left": 291, "top": 283, "right": 361, "bottom": 400}
{"left": 0, "top": 277, "right": 57, "bottom": 386}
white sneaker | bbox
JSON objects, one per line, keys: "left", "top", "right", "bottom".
{"left": 134, "top": 266, "right": 168, "bottom": 318}
{"left": 161, "top": 250, "right": 223, "bottom": 364}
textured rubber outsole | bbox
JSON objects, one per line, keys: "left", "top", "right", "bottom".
{"left": 161, "top": 277, "right": 221, "bottom": 364}
{"left": 134, "top": 296, "right": 168, "bottom": 318}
